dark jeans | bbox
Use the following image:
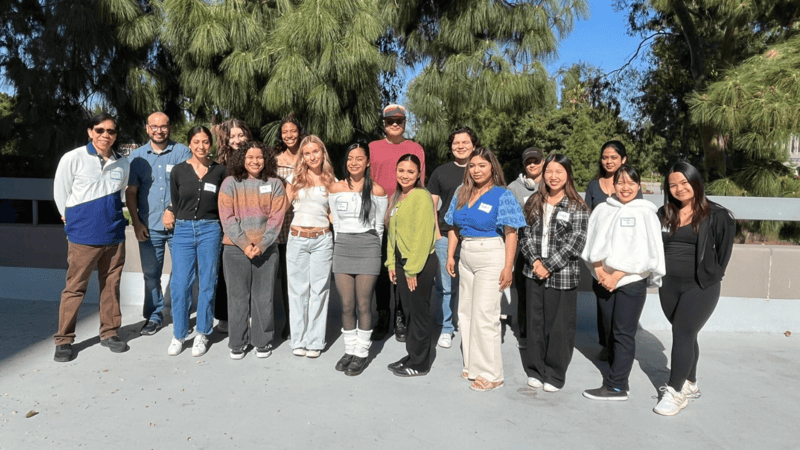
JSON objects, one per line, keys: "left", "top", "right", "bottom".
{"left": 596, "top": 279, "right": 648, "bottom": 391}
{"left": 223, "top": 244, "right": 278, "bottom": 350}
{"left": 659, "top": 275, "right": 720, "bottom": 391}
{"left": 524, "top": 278, "right": 577, "bottom": 389}
{"left": 592, "top": 279, "right": 608, "bottom": 348}
{"left": 395, "top": 251, "right": 438, "bottom": 371}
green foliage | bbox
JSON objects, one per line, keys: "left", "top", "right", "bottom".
{"left": 0, "top": 93, "right": 18, "bottom": 155}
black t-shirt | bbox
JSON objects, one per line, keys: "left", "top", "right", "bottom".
{"left": 585, "top": 178, "right": 644, "bottom": 212}
{"left": 427, "top": 162, "right": 466, "bottom": 233}
{"left": 169, "top": 161, "right": 227, "bottom": 221}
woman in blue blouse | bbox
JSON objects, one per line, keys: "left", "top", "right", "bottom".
{"left": 445, "top": 148, "right": 526, "bottom": 392}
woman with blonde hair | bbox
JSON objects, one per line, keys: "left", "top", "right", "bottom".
{"left": 285, "top": 135, "right": 336, "bottom": 358}
{"left": 444, "top": 147, "right": 526, "bottom": 391}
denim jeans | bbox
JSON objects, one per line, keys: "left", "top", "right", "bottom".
{"left": 286, "top": 232, "right": 333, "bottom": 351}
{"left": 138, "top": 229, "right": 173, "bottom": 325}
{"left": 169, "top": 219, "right": 222, "bottom": 340}
{"left": 433, "top": 236, "right": 459, "bottom": 335}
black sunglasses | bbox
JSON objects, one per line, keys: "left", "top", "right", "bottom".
{"left": 93, "top": 127, "right": 118, "bottom": 136}
{"left": 384, "top": 118, "right": 405, "bottom": 126}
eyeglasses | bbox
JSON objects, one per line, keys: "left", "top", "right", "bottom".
{"left": 147, "top": 125, "right": 169, "bottom": 132}
{"left": 384, "top": 118, "right": 405, "bottom": 126}
{"left": 93, "top": 127, "right": 118, "bottom": 136}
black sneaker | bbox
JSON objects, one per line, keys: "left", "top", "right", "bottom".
{"left": 394, "top": 311, "right": 407, "bottom": 343}
{"left": 371, "top": 311, "right": 390, "bottom": 341}
{"left": 392, "top": 365, "right": 428, "bottom": 378}
{"left": 335, "top": 354, "right": 354, "bottom": 372}
{"left": 230, "top": 347, "right": 246, "bottom": 360}
{"left": 100, "top": 336, "right": 129, "bottom": 353}
{"left": 345, "top": 356, "right": 368, "bottom": 376}
{"left": 54, "top": 344, "right": 73, "bottom": 362}
{"left": 141, "top": 320, "right": 159, "bottom": 336}
{"left": 582, "top": 386, "right": 628, "bottom": 401}
{"left": 386, "top": 357, "right": 407, "bottom": 372}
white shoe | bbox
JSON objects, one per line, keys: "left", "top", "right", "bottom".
{"left": 256, "top": 346, "right": 273, "bottom": 358}
{"left": 167, "top": 338, "right": 184, "bottom": 356}
{"left": 192, "top": 334, "right": 209, "bottom": 357}
{"left": 681, "top": 380, "right": 701, "bottom": 398}
{"left": 216, "top": 320, "right": 228, "bottom": 334}
{"left": 437, "top": 333, "right": 452, "bottom": 348}
{"left": 292, "top": 348, "right": 307, "bottom": 357}
{"left": 654, "top": 385, "right": 689, "bottom": 416}
{"left": 230, "top": 348, "right": 246, "bottom": 360}
{"left": 527, "top": 377, "right": 543, "bottom": 388}
{"left": 305, "top": 349, "right": 321, "bottom": 358}
{"left": 543, "top": 382, "right": 560, "bottom": 392}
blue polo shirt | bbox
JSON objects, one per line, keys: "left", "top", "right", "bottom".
{"left": 444, "top": 186, "right": 527, "bottom": 237}
{"left": 128, "top": 140, "right": 192, "bottom": 230}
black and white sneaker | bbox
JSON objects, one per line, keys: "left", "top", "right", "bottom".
{"left": 255, "top": 345, "right": 272, "bottom": 359}
{"left": 583, "top": 386, "right": 628, "bottom": 401}
{"left": 140, "top": 320, "right": 159, "bottom": 336}
{"left": 392, "top": 365, "right": 428, "bottom": 378}
{"left": 230, "top": 347, "right": 246, "bottom": 360}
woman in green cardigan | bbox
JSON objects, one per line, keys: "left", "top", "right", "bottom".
{"left": 385, "top": 154, "right": 438, "bottom": 377}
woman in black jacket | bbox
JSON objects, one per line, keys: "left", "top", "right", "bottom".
{"left": 654, "top": 162, "right": 735, "bottom": 416}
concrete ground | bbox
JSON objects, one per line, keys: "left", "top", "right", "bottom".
{"left": 1, "top": 297, "right": 798, "bottom": 450}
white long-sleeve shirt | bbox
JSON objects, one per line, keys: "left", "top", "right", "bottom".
{"left": 328, "top": 191, "right": 388, "bottom": 240}
{"left": 581, "top": 197, "right": 666, "bottom": 288}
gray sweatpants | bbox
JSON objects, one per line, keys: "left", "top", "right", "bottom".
{"left": 222, "top": 244, "right": 278, "bottom": 350}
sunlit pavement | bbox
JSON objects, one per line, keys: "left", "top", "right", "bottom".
{"left": 1, "top": 298, "right": 798, "bottom": 449}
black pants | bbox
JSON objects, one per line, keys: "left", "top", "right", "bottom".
{"left": 596, "top": 279, "right": 647, "bottom": 391}
{"left": 395, "top": 251, "right": 438, "bottom": 371}
{"left": 659, "top": 275, "right": 720, "bottom": 391}
{"left": 514, "top": 253, "right": 527, "bottom": 338}
{"left": 524, "top": 278, "right": 577, "bottom": 389}
{"left": 376, "top": 232, "right": 403, "bottom": 318}
{"left": 592, "top": 279, "right": 608, "bottom": 348}
{"left": 214, "top": 254, "right": 227, "bottom": 321}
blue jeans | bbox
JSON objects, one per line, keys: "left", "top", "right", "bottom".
{"left": 139, "top": 229, "right": 173, "bottom": 325}
{"left": 169, "top": 219, "right": 222, "bottom": 340}
{"left": 434, "top": 236, "right": 459, "bottom": 335}
{"left": 286, "top": 232, "right": 333, "bottom": 351}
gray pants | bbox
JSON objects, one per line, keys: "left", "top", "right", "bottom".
{"left": 223, "top": 244, "right": 278, "bottom": 350}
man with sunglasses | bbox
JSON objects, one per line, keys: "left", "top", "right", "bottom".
{"left": 369, "top": 104, "right": 426, "bottom": 341}
{"left": 126, "top": 112, "right": 191, "bottom": 336}
{"left": 53, "top": 112, "right": 131, "bottom": 362}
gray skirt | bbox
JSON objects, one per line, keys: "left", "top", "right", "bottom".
{"left": 333, "top": 231, "right": 382, "bottom": 275}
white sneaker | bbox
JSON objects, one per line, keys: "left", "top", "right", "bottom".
{"left": 681, "top": 380, "right": 701, "bottom": 398}
{"left": 216, "top": 320, "right": 228, "bottom": 334}
{"left": 305, "top": 349, "right": 321, "bottom": 358}
{"left": 654, "top": 385, "right": 689, "bottom": 416}
{"left": 230, "top": 348, "right": 246, "bottom": 360}
{"left": 292, "top": 348, "right": 307, "bottom": 357}
{"left": 543, "top": 382, "right": 560, "bottom": 392}
{"left": 167, "top": 338, "right": 184, "bottom": 356}
{"left": 527, "top": 377, "right": 543, "bottom": 388}
{"left": 192, "top": 334, "right": 209, "bottom": 357}
{"left": 437, "top": 333, "right": 452, "bottom": 348}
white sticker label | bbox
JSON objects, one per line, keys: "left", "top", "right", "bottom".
{"left": 620, "top": 217, "right": 636, "bottom": 227}
{"left": 110, "top": 169, "right": 123, "bottom": 181}
{"left": 204, "top": 183, "right": 217, "bottom": 193}
{"left": 259, "top": 185, "right": 272, "bottom": 194}
{"left": 390, "top": 207, "right": 396, "bottom": 217}
{"left": 166, "top": 164, "right": 174, "bottom": 173}
{"left": 318, "top": 186, "right": 326, "bottom": 193}
{"left": 337, "top": 201, "right": 348, "bottom": 211}
{"left": 478, "top": 202, "right": 492, "bottom": 213}
{"left": 523, "top": 195, "right": 531, "bottom": 205}
{"left": 556, "top": 211, "right": 570, "bottom": 222}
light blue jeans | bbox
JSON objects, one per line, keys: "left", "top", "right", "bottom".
{"left": 434, "top": 236, "right": 460, "bottom": 335}
{"left": 169, "top": 219, "right": 222, "bottom": 340}
{"left": 139, "top": 229, "right": 173, "bottom": 325}
{"left": 286, "top": 232, "right": 333, "bottom": 351}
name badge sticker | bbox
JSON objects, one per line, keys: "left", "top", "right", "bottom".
{"left": 204, "top": 183, "right": 217, "bottom": 193}
{"left": 478, "top": 203, "right": 492, "bottom": 213}
{"left": 620, "top": 217, "right": 636, "bottom": 227}
{"left": 166, "top": 164, "right": 174, "bottom": 173}
{"left": 259, "top": 185, "right": 273, "bottom": 194}
{"left": 523, "top": 195, "right": 531, "bottom": 205}
{"left": 110, "top": 169, "right": 123, "bottom": 181}
{"left": 337, "top": 201, "right": 348, "bottom": 211}
{"left": 556, "top": 211, "right": 570, "bottom": 222}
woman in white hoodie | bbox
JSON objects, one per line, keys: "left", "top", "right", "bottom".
{"left": 580, "top": 165, "right": 665, "bottom": 401}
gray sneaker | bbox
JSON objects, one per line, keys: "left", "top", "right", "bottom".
{"left": 583, "top": 386, "right": 628, "bottom": 401}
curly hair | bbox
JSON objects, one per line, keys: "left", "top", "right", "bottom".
{"left": 226, "top": 141, "right": 277, "bottom": 183}
{"left": 214, "top": 118, "right": 252, "bottom": 166}
{"left": 293, "top": 135, "right": 335, "bottom": 191}
{"left": 455, "top": 147, "right": 506, "bottom": 209}
{"left": 273, "top": 113, "right": 308, "bottom": 154}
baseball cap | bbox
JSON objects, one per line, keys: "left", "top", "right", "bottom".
{"left": 382, "top": 104, "right": 407, "bottom": 119}
{"left": 522, "top": 148, "right": 544, "bottom": 163}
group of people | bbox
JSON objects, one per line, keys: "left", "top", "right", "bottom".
{"left": 52, "top": 104, "right": 735, "bottom": 417}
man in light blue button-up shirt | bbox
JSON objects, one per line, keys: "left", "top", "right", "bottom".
{"left": 126, "top": 112, "right": 191, "bottom": 335}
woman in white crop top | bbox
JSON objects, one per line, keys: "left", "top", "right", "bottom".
{"left": 284, "top": 135, "right": 336, "bottom": 358}
{"left": 327, "top": 142, "right": 388, "bottom": 376}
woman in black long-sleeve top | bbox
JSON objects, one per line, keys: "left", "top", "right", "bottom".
{"left": 653, "top": 162, "right": 735, "bottom": 416}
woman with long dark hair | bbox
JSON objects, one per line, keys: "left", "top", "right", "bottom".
{"left": 167, "top": 126, "right": 227, "bottom": 357}
{"left": 218, "top": 141, "right": 287, "bottom": 360}
{"left": 519, "top": 154, "right": 589, "bottom": 392}
{"left": 581, "top": 165, "right": 665, "bottom": 401}
{"left": 328, "top": 141, "right": 388, "bottom": 375}
{"left": 385, "top": 154, "right": 438, "bottom": 377}
{"left": 653, "top": 162, "right": 734, "bottom": 416}
{"left": 444, "top": 148, "right": 526, "bottom": 392}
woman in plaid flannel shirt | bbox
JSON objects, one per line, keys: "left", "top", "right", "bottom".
{"left": 519, "top": 153, "right": 589, "bottom": 393}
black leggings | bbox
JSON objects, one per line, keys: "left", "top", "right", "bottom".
{"left": 659, "top": 275, "right": 720, "bottom": 391}
{"left": 396, "top": 252, "right": 438, "bottom": 371}
{"left": 335, "top": 273, "right": 378, "bottom": 331}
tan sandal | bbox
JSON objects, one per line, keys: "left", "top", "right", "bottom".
{"left": 461, "top": 370, "right": 469, "bottom": 380}
{"left": 469, "top": 376, "right": 504, "bottom": 392}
